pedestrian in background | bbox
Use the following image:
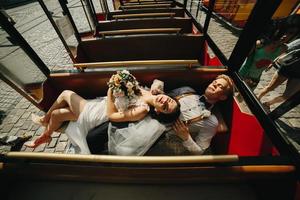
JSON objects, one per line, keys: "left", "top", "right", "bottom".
{"left": 257, "top": 38, "right": 300, "bottom": 107}
{"left": 239, "top": 14, "right": 300, "bottom": 90}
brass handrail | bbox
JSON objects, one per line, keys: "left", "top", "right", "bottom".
{"left": 4, "top": 152, "right": 239, "bottom": 164}
{"left": 113, "top": 12, "right": 176, "bottom": 19}
{"left": 74, "top": 59, "right": 200, "bottom": 69}
{"left": 121, "top": 4, "right": 172, "bottom": 9}
{"left": 123, "top": 1, "right": 173, "bottom": 5}
{"left": 98, "top": 28, "right": 181, "bottom": 36}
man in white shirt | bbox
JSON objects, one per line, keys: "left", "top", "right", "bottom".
{"left": 152, "top": 74, "right": 233, "bottom": 154}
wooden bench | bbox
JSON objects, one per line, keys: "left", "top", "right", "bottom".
{"left": 107, "top": 8, "right": 185, "bottom": 20}
{"left": 46, "top": 67, "right": 229, "bottom": 156}
{"left": 96, "top": 18, "right": 193, "bottom": 34}
{"left": 76, "top": 34, "right": 205, "bottom": 63}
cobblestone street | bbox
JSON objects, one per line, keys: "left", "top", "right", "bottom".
{"left": 0, "top": 0, "right": 299, "bottom": 154}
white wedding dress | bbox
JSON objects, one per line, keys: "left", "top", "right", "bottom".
{"left": 65, "top": 96, "right": 166, "bottom": 155}
{"left": 108, "top": 98, "right": 166, "bottom": 156}
{"left": 65, "top": 97, "right": 108, "bottom": 154}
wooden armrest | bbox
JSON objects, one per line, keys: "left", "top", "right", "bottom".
{"left": 74, "top": 60, "right": 200, "bottom": 69}
{"left": 113, "top": 12, "right": 176, "bottom": 19}
{"left": 98, "top": 28, "right": 181, "bottom": 36}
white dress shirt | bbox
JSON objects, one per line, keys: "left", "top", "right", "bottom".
{"left": 169, "top": 94, "right": 218, "bottom": 154}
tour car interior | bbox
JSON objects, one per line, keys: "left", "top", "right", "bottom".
{"left": 1, "top": 0, "right": 299, "bottom": 199}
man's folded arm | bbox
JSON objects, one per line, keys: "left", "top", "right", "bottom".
{"left": 182, "top": 136, "right": 205, "bottom": 154}
{"left": 183, "top": 115, "right": 218, "bottom": 155}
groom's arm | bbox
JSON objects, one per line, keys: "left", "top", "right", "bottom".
{"left": 173, "top": 117, "right": 218, "bottom": 154}
{"left": 172, "top": 119, "right": 205, "bottom": 154}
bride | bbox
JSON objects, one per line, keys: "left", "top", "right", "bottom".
{"left": 25, "top": 70, "right": 180, "bottom": 154}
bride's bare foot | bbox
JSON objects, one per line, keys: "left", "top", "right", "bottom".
{"left": 24, "top": 134, "right": 51, "bottom": 148}
{"left": 31, "top": 114, "right": 48, "bottom": 127}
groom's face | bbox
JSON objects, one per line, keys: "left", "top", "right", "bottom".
{"left": 205, "top": 78, "right": 229, "bottom": 101}
{"left": 154, "top": 94, "right": 178, "bottom": 114}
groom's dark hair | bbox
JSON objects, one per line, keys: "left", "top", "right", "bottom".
{"left": 149, "top": 99, "right": 181, "bottom": 124}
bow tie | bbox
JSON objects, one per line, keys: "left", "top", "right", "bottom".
{"left": 199, "top": 95, "right": 212, "bottom": 109}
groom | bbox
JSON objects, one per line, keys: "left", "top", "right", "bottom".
{"left": 87, "top": 74, "right": 233, "bottom": 155}
{"left": 163, "top": 74, "right": 233, "bottom": 154}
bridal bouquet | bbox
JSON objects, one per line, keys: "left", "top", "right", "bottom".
{"left": 107, "top": 70, "right": 140, "bottom": 111}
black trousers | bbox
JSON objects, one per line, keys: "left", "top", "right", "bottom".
{"left": 86, "top": 121, "right": 129, "bottom": 154}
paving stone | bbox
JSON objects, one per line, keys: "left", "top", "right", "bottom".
{"left": 59, "top": 134, "right": 68, "bottom": 142}
{"left": 288, "top": 119, "right": 300, "bottom": 129}
{"left": 35, "top": 126, "right": 45, "bottom": 136}
{"left": 48, "top": 138, "right": 58, "bottom": 148}
{"left": 31, "top": 124, "right": 40, "bottom": 131}
{"left": 15, "top": 102, "right": 23, "bottom": 109}
{"left": 21, "top": 145, "right": 26, "bottom": 151}
{"left": 38, "top": 110, "right": 45, "bottom": 115}
{"left": 10, "top": 115, "right": 22, "bottom": 124}
{"left": 20, "top": 120, "right": 33, "bottom": 130}
{"left": 2, "top": 124, "right": 14, "bottom": 133}
{"left": 2, "top": 117, "right": 14, "bottom": 124}
{"left": 9, "top": 128, "right": 19, "bottom": 136}
{"left": 278, "top": 118, "right": 292, "bottom": 127}
{"left": 0, "top": 146, "right": 11, "bottom": 154}
{"left": 15, "top": 110, "right": 26, "bottom": 117}
{"left": 24, "top": 147, "right": 34, "bottom": 152}
{"left": 284, "top": 110, "right": 300, "bottom": 118}
{"left": 2, "top": 104, "right": 10, "bottom": 108}
{"left": 8, "top": 109, "right": 18, "bottom": 115}
{"left": 16, "top": 129, "right": 27, "bottom": 137}
{"left": 19, "top": 98, "right": 28, "bottom": 104}
{"left": 21, "top": 112, "right": 31, "bottom": 119}
{"left": 0, "top": 133, "right": 8, "bottom": 137}
{"left": 44, "top": 148, "right": 55, "bottom": 153}
{"left": 23, "top": 130, "right": 35, "bottom": 137}
{"left": 55, "top": 142, "right": 68, "bottom": 152}
{"left": 34, "top": 143, "right": 47, "bottom": 152}
{"left": 14, "top": 119, "right": 26, "bottom": 127}
{"left": 52, "top": 131, "right": 61, "bottom": 138}
{"left": 20, "top": 102, "right": 30, "bottom": 109}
